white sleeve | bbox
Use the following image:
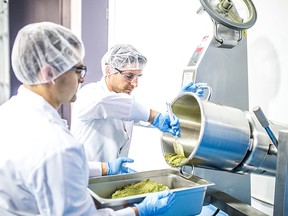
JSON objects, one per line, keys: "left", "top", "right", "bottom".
{"left": 28, "top": 144, "right": 98, "bottom": 215}
{"left": 29, "top": 143, "right": 136, "bottom": 216}
{"left": 88, "top": 161, "right": 103, "bottom": 177}
{"left": 129, "top": 99, "right": 150, "bottom": 122}
{"left": 115, "top": 207, "right": 136, "bottom": 216}
{"left": 96, "top": 207, "right": 135, "bottom": 216}
{"left": 74, "top": 84, "right": 150, "bottom": 122}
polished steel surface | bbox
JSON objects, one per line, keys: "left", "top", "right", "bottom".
{"left": 161, "top": 92, "right": 251, "bottom": 170}
{"left": 235, "top": 112, "right": 276, "bottom": 175}
{"left": 184, "top": 34, "right": 251, "bottom": 203}
{"left": 161, "top": 93, "right": 288, "bottom": 176}
{"left": 205, "top": 189, "right": 268, "bottom": 216}
{"left": 88, "top": 168, "right": 213, "bottom": 215}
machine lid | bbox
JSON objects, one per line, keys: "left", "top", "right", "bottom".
{"left": 199, "top": 0, "right": 257, "bottom": 30}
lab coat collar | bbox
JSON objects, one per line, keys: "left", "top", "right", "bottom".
{"left": 100, "top": 77, "right": 110, "bottom": 92}
{"left": 17, "top": 85, "right": 68, "bottom": 127}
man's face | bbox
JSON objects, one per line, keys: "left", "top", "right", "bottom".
{"left": 106, "top": 66, "right": 142, "bottom": 95}
{"left": 54, "top": 63, "right": 86, "bottom": 104}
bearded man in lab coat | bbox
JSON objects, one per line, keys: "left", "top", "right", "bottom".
{"left": 0, "top": 22, "right": 175, "bottom": 216}
{"left": 71, "top": 44, "right": 205, "bottom": 164}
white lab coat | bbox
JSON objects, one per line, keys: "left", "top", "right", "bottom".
{"left": 0, "top": 85, "right": 134, "bottom": 216}
{"left": 71, "top": 77, "right": 150, "bottom": 162}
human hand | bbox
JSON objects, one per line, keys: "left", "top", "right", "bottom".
{"left": 107, "top": 157, "right": 136, "bottom": 175}
{"left": 134, "top": 191, "right": 175, "bottom": 216}
{"left": 179, "top": 81, "right": 207, "bottom": 97}
{"left": 152, "top": 113, "right": 180, "bottom": 137}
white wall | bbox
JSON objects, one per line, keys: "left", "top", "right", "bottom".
{"left": 108, "top": 0, "right": 213, "bottom": 171}
{"left": 247, "top": 0, "right": 288, "bottom": 215}
{"left": 248, "top": 0, "right": 288, "bottom": 123}
{"left": 70, "top": 0, "right": 82, "bottom": 39}
{"left": 108, "top": 0, "right": 288, "bottom": 215}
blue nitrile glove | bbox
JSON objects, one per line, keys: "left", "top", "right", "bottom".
{"left": 152, "top": 113, "right": 180, "bottom": 137}
{"left": 179, "top": 81, "right": 207, "bottom": 97}
{"left": 134, "top": 191, "right": 175, "bottom": 216}
{"left": 107, "top": 157, "right": 136, "bottom": 175}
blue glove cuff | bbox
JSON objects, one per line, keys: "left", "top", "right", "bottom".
{"left": 107, "top": 162, "right": 112, "bottom": 175}
{"left": 152, "top": 113, "right": 161, "bottom": 127}
{"left": 134, "top": 203, "right": 144, "bottom": 216}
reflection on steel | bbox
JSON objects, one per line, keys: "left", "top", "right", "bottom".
{"left": 203, "top": 131, "right": 288, "bottom": 215}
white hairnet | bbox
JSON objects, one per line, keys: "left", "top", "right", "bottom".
{"left": 101, "top": 44, "right": 147, "bottom": 75}
{"left": 11, "top": 22, "right": 85, "bottom": 85}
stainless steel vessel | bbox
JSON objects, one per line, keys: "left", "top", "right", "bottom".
{"left": 161, "top": 92, "right": 288, "bottom": 176}
{"left": 88, "top": 168, "right": 214, "bottom": 216}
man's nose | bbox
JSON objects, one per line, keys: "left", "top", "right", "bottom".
{"left": 130, "top": 78, "right": 138, "bottom": 87}
{"left": 79, "top": 77, "right": 85, "bottom": 83}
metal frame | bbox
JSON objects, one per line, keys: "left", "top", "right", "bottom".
{"left": 204, "top": 189, "right": 268, "bottom": 216}
{"left": 203, "top": 130, "right": 288, "bottom": 216}
{"left": 274, "top": 130, "right": 288, "bottom": 215}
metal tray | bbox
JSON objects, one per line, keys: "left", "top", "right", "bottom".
{"left": 88, "top": 168, "right": 214, "bottom": 216}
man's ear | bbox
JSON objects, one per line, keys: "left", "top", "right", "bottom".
{"left": 40, "top": 64, "right": 55, "bottom": 84}
{"left": 105, "top": 65, "right": 113, "bottom": 76}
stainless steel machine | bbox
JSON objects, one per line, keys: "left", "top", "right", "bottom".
{"left": 161, "top": 0, "right": 288, "bottom": 215}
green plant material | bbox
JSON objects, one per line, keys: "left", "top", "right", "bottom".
{"left": 165, "top": 153, "right": 187, "bottom": 167}
{"left": 111, "top": 179, "right": 169, "bottom": 199}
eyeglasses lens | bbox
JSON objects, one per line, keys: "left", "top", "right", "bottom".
{"left": 114, "top": 68, "right": 141, "bottom": 82}
{"left": 72, "top": 66, "right": 87, "bottom": 78}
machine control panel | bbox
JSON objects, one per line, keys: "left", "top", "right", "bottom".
{"left": 181, "top": 35, "right": 211, "bottom": 87}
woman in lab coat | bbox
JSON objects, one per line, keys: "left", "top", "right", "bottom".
{"left": 0, "top": 22, "right": 174, "bottom": 216}
{"left": 71, "top": 44, "right": 205, "bottom": 164}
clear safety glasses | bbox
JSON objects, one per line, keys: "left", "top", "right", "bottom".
{"left": 114, "top": 68, "right": 142, "bottom": 82}
{"left": 71, "top": 65, "right": 87, "bottom": 79}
